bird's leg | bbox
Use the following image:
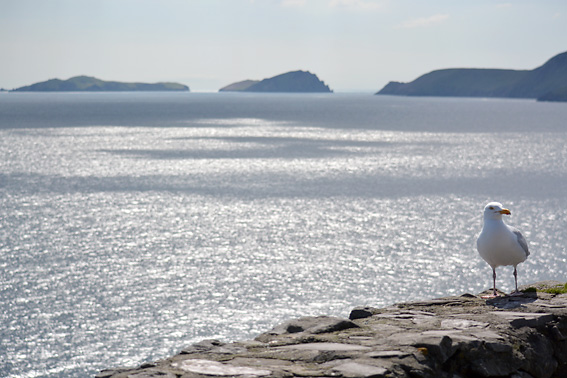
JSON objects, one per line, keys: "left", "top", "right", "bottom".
{"left": 509, "top": 267, "right": 523, "bottom": 296}
{"left": 480, "top": 267, "right": 499, "bottom": 299}
{"left": 492, "top": 267, "right": 497, "bottom": 296}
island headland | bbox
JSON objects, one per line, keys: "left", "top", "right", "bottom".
{"left": 218, "top": 79, "right": 260, "bottom": 92}
{"left": 376, "top": 51, "right": 567, "bottom": 102}
{"left": 97, "top": 281, "right": 567, "bottom": 378}
{"left": 219, "top": 71, "right": 332, "bottom": 93}
{"left": 12, "top": 76, "right": 189, "bottom": 92}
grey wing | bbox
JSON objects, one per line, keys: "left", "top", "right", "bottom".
{"left": 509, "top": 226, "right": 530, "bottom": 257}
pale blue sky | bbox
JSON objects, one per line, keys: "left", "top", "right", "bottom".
{"left": 1, "top": 0, "right": 566, "bottom": 92}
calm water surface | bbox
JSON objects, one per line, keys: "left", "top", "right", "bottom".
{"left": 1, "top": 92, "right": 566, "bottom": 377}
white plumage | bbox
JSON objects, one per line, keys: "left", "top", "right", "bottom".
{"left": 477, "top": 202, "right": 530, "bottom": 296}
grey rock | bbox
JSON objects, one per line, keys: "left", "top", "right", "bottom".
{"left": 550, "top": 325, "right": 566, "bottom": 341}
{"left": 350, "top": 306, "right": 377, "bottom": 320}
{"left": 389, "top": 332, "right": 458, "bottom": 363}
{"left": 485, "top": 341, "right": 513, "bottom": 353}
{"left": 387, "top": 332, "right": 423, "bottom": 345}
{"left": 490, "top": 311, "right": 555, "bottom": 328}
{"left": 412, "top": 335, "right": 456, "bottom": 364}
{"left": 255, "top": 315, "right": 359, "bottom": 342}
{"left": 229, "top": 356, "right": 293, "bottom": 367}
{"left": 366, "top": 350, "right": 411, "bottom": 358}
{"left": 511, "top": 372, "right": 536, "bottom": 378}
{"left": 275, "top": 342, "right": 371, "bottom": 364}
{"left": 95, "top": 371, "right": 116, "bottom": 378}
{"left": 469, "top": 354, "right": 522, "bottom": 377}
{"left": 402, "top": 298, "right": 469, "bottom": 307}
{"left": 440, "top": 318, "right": 489, "bottom": 329}
{"left": 278, "top": 342, "right": 371, "bottom": 351}
{"left": 331, "top": 361, "right": 389, "bottom": 378}
{"left": 172, "top": 359, "right": 272, "bottom": 376}
{"left": 97, "top": 281, "right": 567, "bottom": 378}
{"left": 487, "top": 295, "right": 538, "bottom": 309}
{"left": 422, "top": 330, "right": 481, "bottom": 347}
{"left": 521, "top": 331, "right": 558, "bottom": 378}
{"left": 95, "top": 367, "right": 136, "bottom": 378}
{"left": 127, "top": 371, "right": 176, "bottom": 378}
{"left": 181, "top": 339, "right": 225, "bottom": 354}
{"left": 181, "top": 339, "right": 246, "bottom": 355}
{"left": 443, "top": 335, "right": 522, "bottom": 377}
{"left": 460, "top": 293, "right": 477, "bottom": 298}
{"left": 468, "top": 329, "right": 506, "bottom": 342}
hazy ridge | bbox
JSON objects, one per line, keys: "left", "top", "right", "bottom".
{"left": 377, "top": 51, "right": 567, "bottom": 102}
{"left": 13, "top": 75, "right": 189, "bottom": 92}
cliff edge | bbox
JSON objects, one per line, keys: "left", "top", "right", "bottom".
{"left": 97, "top": 281, "right": 567, "bottom": 378}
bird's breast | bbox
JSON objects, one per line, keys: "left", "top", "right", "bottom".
{"left": 477, "top": 224, "right": 528, "bottom": 267}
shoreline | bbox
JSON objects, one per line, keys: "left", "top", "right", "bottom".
{"left": 96, "top": 280, "right": 567, "bottom": 378}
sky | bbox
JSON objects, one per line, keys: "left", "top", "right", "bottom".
{"left": 1, "top": 0, "right": 566, "bottom": 92}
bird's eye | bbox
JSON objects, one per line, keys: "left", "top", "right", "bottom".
{"left": 489, "top": 207, "right": 494, "bottom": 210}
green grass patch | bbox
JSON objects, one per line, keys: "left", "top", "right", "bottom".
{"left": 521, "top": 283, "right": 567, "bottom": 294}
{"left": 541, "top": 283, "right": 567, "bottom": 294}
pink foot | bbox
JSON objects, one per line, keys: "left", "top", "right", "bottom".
{"left": 480, "top": 294, "right": 500, "bottom": 299}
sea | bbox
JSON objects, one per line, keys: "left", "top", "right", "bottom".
{"left": 1, "top": 91, "right": 566, "bottom": 378}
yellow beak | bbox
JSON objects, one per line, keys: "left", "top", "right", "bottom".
{"left": 499, "top": 208, "right": 511, "bottom": 215}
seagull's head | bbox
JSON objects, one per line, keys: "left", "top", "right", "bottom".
{"left": 483, "top": 202, "right": 511, "bottom": 220}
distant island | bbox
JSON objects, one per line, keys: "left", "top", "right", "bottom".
{"left": 376, "top": 51, "right": 567, "bottom": 102}
{"left": 219, "top": 70, "right": 332, "bottom": 93}
{"left": 13, "top": 76, "right": 189, "bottom": 92}
{"left": 219, "top": 80, "right": 260, "bottom": 92}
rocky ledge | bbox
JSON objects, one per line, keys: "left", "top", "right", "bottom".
{"left": 97, "top": 281, "right": 567, "bottom": 378}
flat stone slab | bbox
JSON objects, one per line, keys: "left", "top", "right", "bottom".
{"left": 278, "top": 342, "right": 371, "bottom": 351}
{"left": 172, "top": 359, "right": 272, "bottom": 376}
{"left": 440, "top": 318, "right": 489, "bottom": 329}
{"left": 468, "top": 329, "right": 505, "bottom": 342}
{"left": 535, "top": 302, "right": 567, "bottom": 308}
{"left": 421, "top": 330, "right": 479, "bottom": 343}
{"left": 365, "top": 350, "right": 411, "bottom": 358}
{"left": 490, "top": 311, "right": 554, "bottom": 328}
{"left": 331, "top": 361, "right": 388, "bottom": 378}
{"left": 126, "top": 371, "right": 176, "bottom": 378}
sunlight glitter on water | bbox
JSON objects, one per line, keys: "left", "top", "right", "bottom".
{"left": 2, "top": 95, "right": 567, "bottom": 377}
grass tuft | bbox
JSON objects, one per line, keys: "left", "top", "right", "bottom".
{"left": 541, "top": 283, "right": 567, "bottom": 294}
{"left": 521, "top": 283, "right": 567, "bottom": 295}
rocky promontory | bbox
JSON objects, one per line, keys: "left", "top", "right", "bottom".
{"left": 97, "top": 281, "right": 567, "bottom": 378}
{"left": 219, "top": 71, "right": 332, "bottom": 93}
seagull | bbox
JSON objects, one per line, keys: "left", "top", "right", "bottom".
{"left": 476, "top": 202, "right": 530, "bottom": 297}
